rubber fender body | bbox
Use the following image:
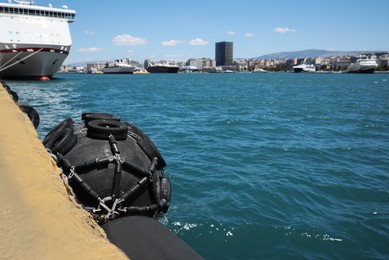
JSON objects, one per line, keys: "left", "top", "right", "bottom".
{"left": 8, "top": 90, "right": 19, "bottom": 102}
{"left": 47, "top": 113, "right": 171, "bottom": 219}
{"left": 2, "top": 83, "right": 18, "bottom": 102}
{"left": 126, "top": 123, "right": 166, "bottom": 170}
{"left": 102, "top": 216, "right": 203, "bottom": 260}
{"left": 18, "top": 104, "right": 39, "bottom": 129}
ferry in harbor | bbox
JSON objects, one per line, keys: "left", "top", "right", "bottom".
{"left": 0, "top": 0, "right": 76, "bottom": 79}
{"left": 144, "top": 59, "right": 180, "bottom": 73}
{"left": 347, "top": 55, "right": 378, "bottom": 73}
{"left": 293, "top": 63, "right": 316, "bottom": 73}
{"left": 103, "top": 62, "right": 135, "bottom": 74}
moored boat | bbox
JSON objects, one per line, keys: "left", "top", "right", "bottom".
{"left": 0, "top": 0, "right": 76, "bottom": 79}
{"left": 144, "top": 59, "right": 179, "bottom": 73}
{"left": 146, "top": 65, "right": 180, "bottom": 73}
{"left": 293, "top": 63, "right": 316, "bottom": 73}
{"left": 347, "top": 55, "right": 378, "bottom": 73}
{"left": 103, "top": 62, "right": 135, "bottom": 74}
{"left": 252, "top": 68, "right": 268, "bottom": 73}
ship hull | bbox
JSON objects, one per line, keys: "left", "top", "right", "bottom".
{"left": 103, "top": 67, "right": 134, "bottom": 74}
{"left": 293, "top": 68, "right": 304, "bottom": 73}
{"left": 103, "top": 71, "right": 134, "bottom": 74}
{"left": 347, "top": 65, "right": 376, "bottom": 74}
{"left": 146, "top": 66, "right": 179, "bottom": 73}
{"left": 346, "top": 57, "right": 378, "bottom": 74}
{"left": 0, "top": 2, "right": 75, "bottom": 79}
{"left": 347, "top": 68, "right": 376, "bottom": 74}
{"left": 0, "top": 45, "right": 70, "bottom": 79}
{"left": 293, "top": 64, "right": 316, "bottom": 73}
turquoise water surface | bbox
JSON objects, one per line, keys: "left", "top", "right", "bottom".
{"left": 8, "top": 73, "right": 389, "bottom": 259}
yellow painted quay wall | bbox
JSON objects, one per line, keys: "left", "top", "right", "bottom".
{"left": 0, "top": 84, "right": 127, "bottom": 259}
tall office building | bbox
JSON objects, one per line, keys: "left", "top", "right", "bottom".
{"left": 215, "top": 41, "right": 233, "bottom": 66}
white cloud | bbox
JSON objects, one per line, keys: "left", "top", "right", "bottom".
{"left": 77, "top": 47, "right": 106, "bottom": 52}
{"left": 226, "top": 31, "right": 236, "bottom": 35}
{"left": 189, "top": 38, "right": 209, "bottom": 46}
{"left": 112, "top": 34, "right": 147, "bottom": 46}
{"left": 244, "top": 32, "right": 255, "bottom": 38}
{"left": 127, "top": 50, "right": 134, "bottom": 53}
{"left": 84, "top": 30, "right": 95, "bottom": 36}
{"left": 161, "top": 40, "right": 182, "bottom": 46}
{"left": 274, "top": 27, "right": 297, "bottom": 34}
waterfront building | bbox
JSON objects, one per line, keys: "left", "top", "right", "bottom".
{"left": 86, "top": 62, "right": 106, "bottom": 72}
{"left": 319, "top": 57, "right": 333, "bottom": 71}
{"left": 333, "top": 56, "right": 352, "bottom": 71}
{"left": 235, "top": 59, "right": 248, "bottom": 71}
{"left": 215, "top": 41, "right": 233, "bottom": 66}
{"left": 60, "top": 65, "right": 73, "bottom": 72}
{"left": 187, "top": 58, "right": 216, "bottom": 70}
{"left": 294, "top": 58, "right": 305, "bottom": 66}
{"left": 377, "top": 54, "right": 389, "bottom": 70}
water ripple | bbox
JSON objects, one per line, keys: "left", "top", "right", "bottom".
{"left": 6, "top": 73, "right": 389, "bottom": 259}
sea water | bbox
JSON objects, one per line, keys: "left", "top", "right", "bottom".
{"left": 7, "top": 73, "right": 389, "bottom": 259}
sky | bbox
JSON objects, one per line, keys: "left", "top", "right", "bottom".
{"left": 35, "top": 0, "right": 389, "bottom": 64}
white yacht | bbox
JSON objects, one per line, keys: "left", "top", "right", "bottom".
{"left": 102, "top": 62, "right": 135, "bottom": 74}
{"left": 347, "top": 56, "right": 378, "bottom": 73}
{"left": 293, "top": 63, "right": 316, "bottom": 73}
{"left": 144, "top": 59, "right": 180, "bottom": 73}
{"left": 252, "top": 68, "right": 268, "bottom": 73}
{"left": 0, "top": 0, "right": 76, "bottom": 79}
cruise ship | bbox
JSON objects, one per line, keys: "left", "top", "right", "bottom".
{"left": 0, "top": 1, "right": 76, "bottom": 79}
{"left": 347, "top": 56, "right": 378, "bottom": 73}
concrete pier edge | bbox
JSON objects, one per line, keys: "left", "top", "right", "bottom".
{"left": 0, "top": 83, "right": 127, "bottom": 259}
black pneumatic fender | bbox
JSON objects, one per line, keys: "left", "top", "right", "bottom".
{"left": 1, "top": 82, "right": 11, "bottom": 91}
{"left": 48, "top": 113, "right": 171, "bottom": 220}
{"left": 102, "top": 216, "right": 203, "bottom": 260}
{"left": 18, "top": 104, "right": 39, "bottom": 129}
{"left": 2, "top": 83, "right": 19, "bottom": 102}
{"left": 43, "top": 114, "right": 196, "bottom": 257}
{"left": 3, "top": 84, "right": 38, "bottom": 128}
{"left": 8, "top": 90, "right": 19, "bottom": 102}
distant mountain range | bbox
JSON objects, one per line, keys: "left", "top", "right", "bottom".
{"left": 252, "top": 49, "right": 387, "bottom": 60}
